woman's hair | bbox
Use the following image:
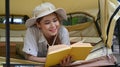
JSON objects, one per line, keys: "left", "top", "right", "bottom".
{"left": 54, "top": 35, "right": 61, "bottom": 45}
{"left": 36, "top": 17, "right": 44, "bottom": 24}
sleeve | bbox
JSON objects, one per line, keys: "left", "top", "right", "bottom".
{"left": 59, "top": 26, "right": 70, "bottom": 45}
{"left": 22, "top": 27, "right": 38, "bottom": 56}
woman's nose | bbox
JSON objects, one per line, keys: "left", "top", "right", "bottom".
{"left": 51, "top": 22, "right": 56, "bottom": 27}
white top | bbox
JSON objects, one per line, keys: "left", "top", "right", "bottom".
{"left": 22, "top": 25, "right": 70, "bottom": 57}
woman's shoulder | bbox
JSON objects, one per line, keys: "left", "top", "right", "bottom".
{"left": 59, "top": 25, "right": 68, "bottom": 32}
{"left": 26, "top": 25, "right": 43, "bottom": 35}
{"left": 27, "top": 25, "right": 40, "bottom": 32}
{"left": 26, "top": 26, "right": 44, "bottom": 40}
{"left": 59, "top": 26, "right": 69, "bottom": 36}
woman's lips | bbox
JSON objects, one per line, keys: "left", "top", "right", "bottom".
{"left": 49, "top": 29, "right": 57, "bottom": 33}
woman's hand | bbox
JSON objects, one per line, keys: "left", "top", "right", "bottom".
{"left": 60, "top": 55, "right": 72, "bottom": 67}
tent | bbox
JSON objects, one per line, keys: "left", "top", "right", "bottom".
{"left": 63, "top": 0, "right": 120, "bottom": 66}
{"left": 0, "top": 0, "right": 120, "bottom": 67}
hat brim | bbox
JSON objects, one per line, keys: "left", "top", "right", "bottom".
{"left": 25, "top": 8, "right": 67, "bottom": 27}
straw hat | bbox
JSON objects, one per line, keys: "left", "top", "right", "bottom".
{"left": 25, "top": 2, "right": 67, "bottom": 27}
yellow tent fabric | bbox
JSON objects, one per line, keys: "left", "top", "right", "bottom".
{"left": 99, "top": 0, "right": 120, "bottom": 48}
{"left": 107, "top": 0, "right": 120, "bottom": 48}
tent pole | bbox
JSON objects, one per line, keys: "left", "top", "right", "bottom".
{"left": 5, "top": 0, "right": 10, "bottom": 67}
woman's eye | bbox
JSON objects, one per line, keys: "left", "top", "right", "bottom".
{"left": 45, "top": 21, "right": 50, "bottom": 24}
{"left": 53, "top": 19, "right": 58, "bottom": 22}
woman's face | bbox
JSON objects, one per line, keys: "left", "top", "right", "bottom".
{"left": 37, "top": 13, "right": 60, "bottom": 37}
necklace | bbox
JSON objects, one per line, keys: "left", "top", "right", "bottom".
{"left": 47, "top": 33, "right": 58, "bottom": 46}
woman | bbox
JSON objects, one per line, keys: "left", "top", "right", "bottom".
{"left": 22, "top": 2, "right": 72, "bottom": 66}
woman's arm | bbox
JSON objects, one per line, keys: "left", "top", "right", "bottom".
{"left": 23, "top": 27, "right": 46, "bottom": 63}
{"left": 25, "top": 54, "right": 46, "bottom": 63}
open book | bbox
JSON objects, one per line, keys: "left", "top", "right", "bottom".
{"left": 45, "top": 42, "right": 93, "bottom": 67}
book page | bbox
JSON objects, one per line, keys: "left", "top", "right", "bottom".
{"left": 71, "top": 42, "right": 92, "bottom": 47}
{"left": 48, "top": 44, "right": 70, "bottom": 54}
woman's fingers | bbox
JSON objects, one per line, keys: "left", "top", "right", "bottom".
{"left": 60, "top": 55, "right": 73, "bottom": 66}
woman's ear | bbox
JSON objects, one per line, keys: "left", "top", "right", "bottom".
{"left": 36, "top": 22, "right": 41, "bottom": 28}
